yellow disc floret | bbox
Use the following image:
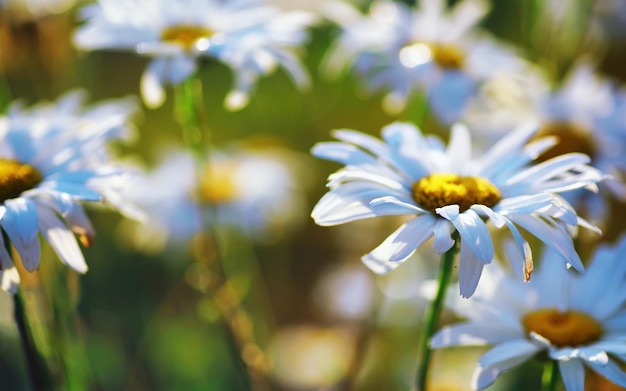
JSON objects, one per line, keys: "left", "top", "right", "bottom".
{"left": 412, "top": 173, "right": 501, "bottom": 212}
{"left": 522, "top": 308, "right": 603, "bottom": 347}
{"left": 161, "top": 25, "right": 214, "bottom": 50}
{"left": 431, "top": 43, "right": 465, "bottom": 70}
{"left": 197, "top": 162, "right": 239, "bottom": 204}
{"left": 0, "top": 158, "right": 43, "bottom": 202}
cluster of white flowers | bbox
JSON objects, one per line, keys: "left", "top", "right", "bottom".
{"left": 1, "top": 0, "right": 625, "bottom": 390}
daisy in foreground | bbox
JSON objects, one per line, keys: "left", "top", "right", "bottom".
{"left": 0, "top": 94, "right": 143, "bottom": 293}
{"left": 73, "top": 0, "right": 316, "bottom": 110}
{"left": 431, "top": 236, "right": 626, "bottom": 390}
{"left": 311, "top": 121, "right": 604, "bottom": 297}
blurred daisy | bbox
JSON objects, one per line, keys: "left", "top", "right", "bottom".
{"left": 322, "top": 0, "right": 526, "bottom": 123}
{"left": 122, "top": 144, "right": 305, "bottom": 252}
{"left": 311, "top": 121, "right": 603, "bottom": 297}
{"left": 0, "top": 92, "right": 143, "bottom": 292}
{"left": 464, "top": 62, "right": 626, "bottom": 221}
{"left": 431, "top": 236, "right": 626, "bottom": 390}
{"left": 73, "top": 0, "right": 316, "bottom": 110}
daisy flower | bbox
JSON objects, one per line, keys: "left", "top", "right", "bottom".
{"left": 322, "top": 0, "right": 527, "bottom": 123}
{"left": 73, "top": 0, "right": 316, "bottom": 110}
{"left": 122, "top": 144, "right": 305, "bottom": 252}
{"left": 430, "top": 236, "right": 626, "bottom": 390}
{"left": 311, "top": 121, "right": 604, "bottom": 297}
{"left": 464, "top": 61, "right": 626, "bottom": 221}
{"left": 0, "top": 92, "right": 143, "bottom": 292}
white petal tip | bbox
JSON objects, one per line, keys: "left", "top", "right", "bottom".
{"left": 225, "top": 91, "right": 249, "bottom": 111}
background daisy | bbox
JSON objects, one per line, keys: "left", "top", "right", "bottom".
{"left": 431, "top": 236, "right": 626, "bottom": 390}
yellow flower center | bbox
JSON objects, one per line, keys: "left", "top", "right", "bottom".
{"left": 0, "top": 158, "right": 43, "bottom": 203}
{"left": 399, "top": 42, "right": 465, "bottom": 70}
{"left": 522, "top": 308, "right": 603, "bottom": 347}
{"left": 197, "top": 162, "right": 239, "bottom": 204}
{"left": 161, "top": 25, "right": 214, "bottom": 50}
{"left": 534, "top": 121, "right": 596, "bottom": 162}
{"left": 412, "top": 173, "right": 501, "bottom": 212}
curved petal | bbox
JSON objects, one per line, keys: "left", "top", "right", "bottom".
{"left": 441, "top": 208, "right": 494, "bottom": 263}
{"left": 473, "top": 339, "right": 540, "bottom": 390}
{"left": 38, "top": 207, "right": 88, "bottom": 273}
{"left": 141, "top": 58, "right": 167, "bottom": 109}
{"left": 559, "top": 359, "right": 585, "bottom": 391}
{"left": 431, "top": 322, "right": 520, "bottom": 348}
{"left": 1, "top": 198, "right": 40, "bottom": 272}
{"left": 432, "top": 219, "right": 455, "bottom": 254}
{"left": 458, "top": 239, "right": 484, "bottom": 298}
{"left": 586, "top": 357, "right": 626, "bottom": 388}
{"left": 361, "top": 214, "right": 437, "bottom": 274}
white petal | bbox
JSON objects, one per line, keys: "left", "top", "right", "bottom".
{"left": 140, "top": 59, "right": 167, "bottom": 109}
{"left": 431, "top": 322, "right": 519, "bottom": 348}
{"left": 510, "top": 214, "right": 583, "bottom": 272}
{"left": 1, "top": 198, "right": 40, "bottom": 272}
{"left": 446, "top": 123, "right": 472, "bottom": 172}
{"left": 361, "top": 215, "right": 437, "bottom": 274}
{"left": 473, "top": 339, "right": 540, "bottom": 389}
{"left": 458, "top": 239, "right": 484, "bottom": 298}
{"left": 38, "top": 207, "right": 88, "bottom": 273}
{"left": 559, "top": 359, "right": 585, "bottom": 391}
{"left": 311, "top": 142, "right": 379, "bottom": 166}
{"left": 432, "top": 219, "right": 455, "bottom": 254}
{"left": 586, "top": 357, "right": 626, "bottom": 388}
{"left": 446, "top": 209, "right": 494, "bottom": 263}
{"left": 0, "top": 267, "right": 20, "bottom": 294}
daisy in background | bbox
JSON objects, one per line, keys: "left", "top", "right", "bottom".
{"left": 311, "top": 121, "right": 604, "bottom": 298}
{"left": 321, "top": 0, "right": 528, "bottom": 124}
{"left": 0, "top": 92, "right": 144, "bottom": 293}
{"left": 431, "top": 236, "right": 626, "bottom": 390}
{"left": 463, "top": 61, "right": 626, "bottom": 222}
{"left": 73, "top": 0, "right": 317, "bottom": 110}
{"left": 121, "top": 142, "right": 307, "bottom": 254}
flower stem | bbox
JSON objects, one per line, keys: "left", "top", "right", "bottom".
{"left": 542, "top": 360, "right": 559, "bottom": 391}
{"left": 415, "top": 242, "right": 458, "bottom": 391}
{"left": 13, "top": 290, "right": 53, "bottom": 391}
{"left": 174, "top": 76, "right": 268, "bottom": 390}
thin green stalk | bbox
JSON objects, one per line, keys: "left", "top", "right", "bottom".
{"left": 542, "top": 360, "right": 559, "bottom": 391}
{"left": 173, "top": 76, "right": 260, "bottom": 390}
{"left": 13, "top": 290, "right": 54, "bottom": 391}
{"left": 415, "top": 242, "right": 459, "bottom": 391}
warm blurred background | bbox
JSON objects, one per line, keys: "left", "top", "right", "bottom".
{"left": 1, "top": 0, "right": 625, "bottom": 390}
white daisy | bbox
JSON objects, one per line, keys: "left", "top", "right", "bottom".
{"left": 73, "top": 0, "right": 316, "bottom": 110}
{"left": 431, "top": 236, "right": 626, "bottom": 390}
{"left": 0, "top": 92, "right": 143, "bottom": 292}
{"left": 311, "top": 121, "right": 604, "bottom": 297}
{"left": 123, "top": 144, "right": 305, "bottom": 252}
{"left": 322, "top": 0, "right": 527, "bottom": 123}
{"left": 464, "top": 61, "right": 626, "bottom": 221}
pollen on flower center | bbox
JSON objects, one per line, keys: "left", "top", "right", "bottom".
{"left": 431, "top": 44, "right": 465, "bottom": 70}
{"left": 412, "top": 173, "right": 501, "bottom": 212}
{"left": 522, "top": 308, "right": 603, "bottom": 347}
{"left": 0, "top": 158, "right": 43, "bottom": 203}
{"left": 535, "top": 121, "right": 596, "bottom": 162}
{"left": 161, "top": 25, "right": 214, "bottom": 50}
{"left": 197, "top": 163, "right": 239, "bottom": 204}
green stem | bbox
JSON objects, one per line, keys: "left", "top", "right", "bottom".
{"left": 173, "top": 76, "right": 258, "bottom": 390}
{"left": 174, "top": 76, "right": 211, "bottom": 160}
{"left": 13, "top": 290, "right": 53, "bottom": 391}
{"left": 542, "top": 360, "right": 559, "bottom": 391}
{"left": 415, "top": 242, "right": 458, "bottom": 391}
